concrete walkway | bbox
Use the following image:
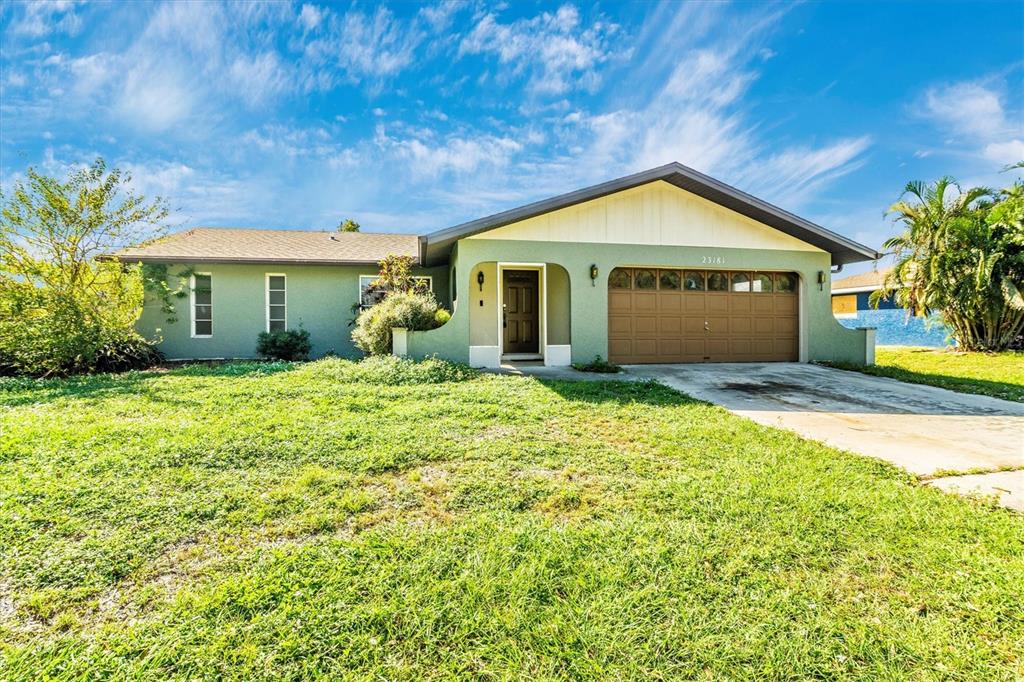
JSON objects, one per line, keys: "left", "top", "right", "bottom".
{"left": 493, "top": 362, "right": 1024, "bottom": 510}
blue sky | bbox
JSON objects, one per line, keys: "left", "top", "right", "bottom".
{"left": 2, "top": 1, "right": 1022, "bottom": 273}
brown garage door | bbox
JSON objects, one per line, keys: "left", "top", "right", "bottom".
{"left": 608, "top": 267, "right": 799, "bottom": 363}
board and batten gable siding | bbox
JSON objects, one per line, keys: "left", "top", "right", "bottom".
{"left": 466, "top": 180, "right": 825, "bottom": 253}
{"left": 137, "top": 262, "right": 449, "bottom": 360}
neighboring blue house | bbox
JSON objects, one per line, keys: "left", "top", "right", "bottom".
{"left": 831, "top": 268, "right": 952, "bottom": 347}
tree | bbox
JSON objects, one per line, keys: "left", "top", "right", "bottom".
{"left": 337, "top": 218, "right": 360, "bottom": 232}
{"left": 874, "top": 173, "right": 1024, "bottom": 350}
{"left": 0, "top": 157, "right": 169, "bottom": 374}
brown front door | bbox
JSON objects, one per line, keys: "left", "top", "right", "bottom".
{"left": 503, "top": 270, "right": 539, "bottom": 354}
{"left": 608, "top": 267, "right": 799, "bottom": 363}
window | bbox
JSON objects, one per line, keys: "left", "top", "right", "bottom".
{"left": 731, "top": 272, "right": 751, "bottom": 292}
{"left": 359, "top": 275, "right": 432, "bottom": 309}
{"left": 775, "top": 273, "right": 796, "bottom": 293}
{"left": 266, "top": 274, "right": 286, "bottom": 332}
{"left": 659, "top": 269, "right": 681, "bottom": 290}
{"left": 608, "top": 268, "right": 631, "bottom": 289}
{"left": 634, "top": 269, "right": 657, "bottom": 290}
{"left": 191, "top": 273, "right": 212, "bottom": 337}
{"left": 707, "top": 271, "right": 729, "bottom": 291}
{"left": 753, "top": 273, "right": 773, "bottom": 293}
{"left": 683, "top": 271, "right": 705, "bottom": 291}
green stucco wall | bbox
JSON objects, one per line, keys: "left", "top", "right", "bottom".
{"left": 408, "top": 239, "right": 870, "bottom": 365}
{"left": 137, "top": 263, "right": 449, "bottom": 360}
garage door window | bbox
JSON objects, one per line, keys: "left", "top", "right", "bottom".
{"left": 708, "top": 272, "right": 729, "bottom": 291}
{"left": 775, "top": 273, "right": 796, "bottom": 293}
{"left": 660, "top": 270, "right": 681, "bottom": 290}
{"left": 683, "top": 271, "right": 704, "bottom": 290}
{"left": 754, "top": 273, "right": 773, "bottom": 293}
{"left": 609, "top": 268, "right": 631, "bottom": 289}
{"left": 731, "top": 272, "right": 750, "bottom": 292}
{"left": 634, "top": 269, "right": 657, "bottom": 289}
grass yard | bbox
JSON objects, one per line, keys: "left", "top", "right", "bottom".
{"left": 826, "top": 346, "right": 1024, "bottom": 402}
{"left": 1, "top": 357, "right": 1022, "bottom": 680}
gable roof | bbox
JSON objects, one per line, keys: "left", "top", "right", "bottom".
{"left": 112, "top": 228, "right": 419, "bottom": 265}
{"left": 832, "top": 266, "right": 891, "bottom": 293}
{"left": 422, "top": 162, "right": 880, "bottom": 266}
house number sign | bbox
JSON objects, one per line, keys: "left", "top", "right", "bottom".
{"left": 701, "top": 255, "right": 726, "bottom": 265}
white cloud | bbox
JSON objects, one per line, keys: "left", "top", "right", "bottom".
{"left": 376, "top": 124, "right": 523, "bottom": 177}
{"left": 418, "top": 0, "right": 465, "bottom": 32}
{"left": 569, "top": 26, "right": 870, "bottom": 209}
{"left": 459, "top": 6, "right": 619, "bottom": 95}
{"left": 307, "top": 6, "right": 422, "bottom": 83}
{"left": 9, "top": 0, "right": 82, "bottom": 37}
{"left": 923, "top": 82, "right": 1007, "bottom": 139}
{"left": 298, "top": 4, "right": 323, "bottom": 32}
{"left": 918, "top": 78, "right": 1023, "bottom": 166}
{"left": 983, "top": 139, "right": 1024, "bottom": 165}
{"left": 228, "top": 52, "right": 290, "bottom": 105}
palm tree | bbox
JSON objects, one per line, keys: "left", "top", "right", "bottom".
{"left": 875, "top": 176, "right": 1024, "bottom": 350}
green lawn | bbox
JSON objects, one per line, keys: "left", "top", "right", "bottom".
{"left": 1, "top": 357, "right": 1021, "bottom": 680}
{"left": 826, "top": 346, "right": 1024, "bottom": 402}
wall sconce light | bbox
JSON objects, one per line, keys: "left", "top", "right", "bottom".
{"left": 590, "top": 264, "right": 599, "bottom": 286}
{"left": 817, "top": 270, "right": 826, "bottom": 291}
{"left": 477, "top": 270, "right": 485, "bottom": 291}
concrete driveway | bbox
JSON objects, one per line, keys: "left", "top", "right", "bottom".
{"left": 625, "top": 363, "right": 1024, "bottom": 510}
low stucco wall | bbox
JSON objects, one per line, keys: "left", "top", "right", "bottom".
{"left": 137, "top": 262, "right": 449, "bottom": 360}
{"left": 408, "top": 238, "right": 872, "bottom": 366}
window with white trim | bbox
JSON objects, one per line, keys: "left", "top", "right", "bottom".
{"left": 358, "top": 275, "right": 432, "bottom": 309}
{"left": 266, "top": 274, "right": 286, "bottom": 332}
{"left": 191, "top": 273, "right": 212, "bottom": 337}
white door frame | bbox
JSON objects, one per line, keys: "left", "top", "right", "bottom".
{"left": 496, "top": 262, "right": 547, "bottom": 362}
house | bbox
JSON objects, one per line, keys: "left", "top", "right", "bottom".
{"left": 832, "top": 267, "right": 951, "bottom": 347}
{"left": 115, "top": 162, "right": 881, "bottom": 367}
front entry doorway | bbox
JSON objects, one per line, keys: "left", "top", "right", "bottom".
{"left": 503, "top": 270, "right": 540, "bottom": 355}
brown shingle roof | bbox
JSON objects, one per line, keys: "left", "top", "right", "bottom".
{"left": 112, "top": 228, "right": 420, "bottom": 265}
{"left": 831, "top": 266, "right": 891, "bottom": 291}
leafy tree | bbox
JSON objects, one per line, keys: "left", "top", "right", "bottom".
{"left": 337, "top": 218, "right": 360, "bottom": 232}
{"left": 0, "top": 158, "right": 168, "bottom": 374}
{"left": 875, "top": 173, "right": 1024, "bottom": 350}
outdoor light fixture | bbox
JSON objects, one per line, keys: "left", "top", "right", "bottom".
{"left": 817, "top": 270, "right": 826, "bottom": 291}
{"left": 590, "top": 264, "right": 599, "bottom": 286}
{"left": 477, "top": 270, "right": 485, "bottom": 291}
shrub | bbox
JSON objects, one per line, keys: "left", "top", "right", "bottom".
{"left": 572, "top": 355, "right": 622, "bottom": 373}
{"left": 93, "top": 337, "right": 164, "bottom": 373}
{"left": 300, "top": 355, "right": 478, "bottom": 385}
{"left": 257, "top": 328, "right": 312, "bottom": 361}
{"left": 434, "top": 308, "right": 451, "bottom": 326}
{"left": 1, "top": 157, "right": 167, "bottom": 376}
{"left": 351, "top": 291, "right": 447, "bottom": 356}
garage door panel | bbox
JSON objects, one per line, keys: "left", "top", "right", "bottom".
{"left": 775, "top": 296, "right": 798, "bottom": 314}
{"left": 776, "top": 317, "right": 797, "bottom": 335}
{"left": 634, "top": 339, "right": 657, "bottom": 356}
{"left": 658, "top": 294, "right": 683, "bottom": 313}
{"left": 731, "top": 296, "right": 752, "bottom": 313}
{"left": 683, "top": 317, "right": 705, "bottom": 333}
{"left": 659, "top": 316, "right": 682, "bottom": 334}
{"left": 609, "top": 291, "right": 632, "bottom": 312}
{"left": 635, "top": 316, "right": 658, "bottom": 334}
{"left": 633, "top": 294, "right": 658, "bottom": 311}
{"left": 608, "top": 268, "right": 798, "bottom": 364}
{"left": 730, "top": 316, "right": 752, "bottom": 334}
{"left": 658, "top": 339, "right": 682, "bottom": 357}
{"left": 608, "top": 316, "right": 632, "bottom": 334}
{"left": 707, "top": 295, "right": 729, "bottom": 313}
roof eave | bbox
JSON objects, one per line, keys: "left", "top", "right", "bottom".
{"left": 106, "top": 255, "right": 412, "bottom": 266}
{"left": 423, "top": 161, "right": 880, "bottom": 265}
